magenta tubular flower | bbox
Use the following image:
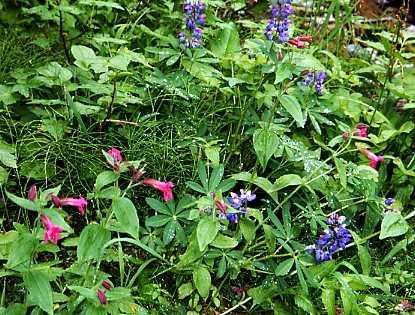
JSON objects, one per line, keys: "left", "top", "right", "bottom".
{"left": 97, "top": 289, "right": 107, "bottom": 305}
{"left": 107, "top": 148, "right": 123, "bottom": 161}
{"left": 143, "top": 178, "right": 175, "bottom": 201}
{"left": 27, "top": 185, "right": 37, "bottom": 201}
{"left": 102, "top": 280, "right": 112, "bottom": 291}
{"left": 40, "top": 214, "right": 64, "bottom": 244}
{"left": 360, "top": 149, "right": 384, "bottom": 169}
{"left": 51, "top": 194, "right": 88, "bottom": 215}
{"left": 215, "top": 200, "right": 227, "bottom": 214}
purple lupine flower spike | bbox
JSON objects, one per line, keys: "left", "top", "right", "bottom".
{"left": 264, "top": 1, "right": 294, "bottom": 43}
{"left": 179, "top": 1, "right": 206, "bottom": 48}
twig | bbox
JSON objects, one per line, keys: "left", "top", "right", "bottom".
{"left": 219, "top": 297, "right": 252, "bottom": 315}
{"left": 106, "top": 119, "right": 140, "bottom": 126}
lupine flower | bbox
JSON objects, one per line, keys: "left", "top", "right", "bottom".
{"left": 360, "top": 148, "right": 384, "bottom": 169}
{"left": 106, "top": 148, "right": 123, "bottom": 172}
{"left": 102, "top": 280, "right": 112, "bottom": 291}
{"left": 179, "top": 1, "right": 206, "bottom": 48}
{"left": 303, "top": 72, "right": 315, "bottom": 86}
{"left": 144, "top": 178, "right": 174, "bottom": 201}
{"left": 315, "top": 71, "right": 326, "bottom": 95}
{"left": 306, "top": 213, "right": 352, "bottom": 262}
{"left": 264, "top": 1, "right": 294, "bottom": 43}
{"left": 51, "top": 194, "right": 88, "bottom": 216}
{"left": 27, "top": 185, "right": 37, "bottom": 201}
{"left": 40, "top": 214, "right": 64, "bottom": 245}
{"left": 216, "top": 189, "right": 256, "bottom": 224}
{"left": 384, "top": 197, "right": 395, "bottom": 206}
{"left": 97, "top": 289, "right": 107, "bottom": 305}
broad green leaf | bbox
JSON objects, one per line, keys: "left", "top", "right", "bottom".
{"left": 182, "top": 60, "right": 222, "bottom": 87}
{"left": 0, "top": 145, "right": 16, "bottom": 168}
{"left": 6, "top": 233, "right": 36, "bottom": 270}
{"left": 37, "top": 62, "right": 72, "bottom": 83}
{"left": 71, "top": 45, "right": 96, "bottom": 69}
{"left": 193, "top": 266, "right": 211, "bottom": 299}
{"left": 253, "top": 128, "right": 279, "bottom": 169}
{"left": 211, "top": 233, "right": 238, "bottom": 249}
{"left": 379, "top": 213, "right": 409, "bottom": 240}
{"left": 274, "top": 258, "right": 294, "bottom": 276}
{"left": 95, "top": 171, "right": 120, "bottom": 191}
{"left": 77, "top": 224, "right": 111, "bottom": 261}
{"left": 111, "top": 197, "right": 140, "bottom": 239}
{"left": 6, "top": 191, "right": 37, "bottom": 211}
{"left": 321, "top": 287, "right": 336, "bottom": 315}
{"left": 272, "top": 174, "right": 302, "bottom": 192}
{"left": 196, "top": 217, "right": 219, "bottom": 251}
{"left": 205, "top": 147, "right": 220, "bottom": 166}
{"left": 23, "top": 269, "right": 53, "bottom": 315}
{"left": 79, "top": 0, "right": 124, "bottom": 10}
{"left": 210, "top": 22, "right": 240, "bottom": 58}
{"left": 109, "top": 54, "right": 130, "bottom": 71}
{"left": 0, "top": 85, "right": 17, "bottom": 105}
{"left": 163, "top": 220, "right": 176, "bottom": 245}
{"left": 239, "top": 218, "right": 256, "bottom": 242}
{"left": 176, "top": 234, "right": 204, "bottom": 269}
{"left": 278, "top": 94, "right": 305, "bottom": 128}
{"left": 178, "top": 283, "right": 194, "bottom": 299}
{"left": 215, "top": 178, "right": 236, "bottom": 193}
{"left": 357, "top": 244, "right": 371, "bottom": 275}
{"left": 186, "top": 181, "right": 206, "bottom": 194}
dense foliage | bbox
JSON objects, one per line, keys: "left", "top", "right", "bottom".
{"left": 0, "top": 0, "right": 415, "bottom": 314}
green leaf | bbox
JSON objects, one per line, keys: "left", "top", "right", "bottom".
{"left": 5, "top": 191, "right": 37, "bottom": 211}
{"left": 274, "top": 258, "right": 294, "bottom": 276}
{"left": 23, "top": 269, "right": 53, "bottom": 315}
{"left": 178, "top": 283, "right": 194, "bottom": 299}
{"left": 109, "top": 54, "right": 130, "bottom": 71}
{"left": 379, "top": 213, "right": 409, "bottom": 240}
{"left": 145, "top": 215, "right": 171, "bottom": 228}
{"left": 272, "top": 174, "right": 302, "bottom": 192}
{"left": 71, "top": 45, "right": 96, "bottom": 69}
{"left": 232, "top": 172, "right": 276, "bottom": 201}
{"left": 294, "top": 294, "right": 317, "bottom": 315}
{"left": 335, "top": 158, "right": 347, "bottom": 189}
{"left": 79, "top": 0, "right": 124, "bottom": 10}
{"left": 193, "top": 266, "right": 211, "bottom": 299}
{"left": 278, "top": 95, "right": 305, "bottom": 128}
{"left": 145, "top": 197, "right": 171, "bottom": 215}
{"left": 95, "top": 171, "right": 119, "bottom": 191}
{"left": 198, "top": 161, "right": 208, "bottom": 190}
{"left": 209, "top": 164, "right": 224, "bottom": 192}
{"left": 6, "top": 233, "right": 36, "bottom": 270}
{"left": 210, "top": 22, "right": 240, "bottom": 58}
{"left": 357, "top": 244, "right": 372, "bottom": 275}
{"left": 211, "top": 233, "right": 238, "bottom": 249}
{"left": 77, "top": 224, "right": 111, "bottom": 262}
{"left": 176, "top": 233, "right": 204, "bottom": 269}
{"left": 163, "top": 220, "right": 176, "bottom": 244}
{"left": 321, "top": 287, "right": 336, "bottom": 315}
{"left": 253, "top": 128, "right": 279, "bottom": 169}
{"left": 0, "top": 165, "right": 8, "bottom": 184}
{"left": 182, "top": 60, "right": 222, "bottom": 87}
{"left": 216, "top": 178, "right": 236, "bottom": 193}
{"left": 0, "top": 145, "right": 17, "bottom": 168}
{"left": 111, "top": 197, "right": 140, "bottom": 239}
{"left": 186, "top": 181, "right": 206, "bottom": 194}
{"left": 239, "top": 218, "right": 256, "bottom": 242}
{"left": 197, "top": 217, "right": 219, "bottom": 251}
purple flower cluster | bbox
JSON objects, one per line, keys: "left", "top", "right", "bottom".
{"left": 179, "top": 1, "right": 206, "bottom": 48}
{"left": 306, "top": 213, "right": 352, "bottom": 262}
{"left": 264, "top": 0, "right": 294, "bottom": 43}
{"left": 303, "top": 71, "right": 326, "bottom": 95}
{"left": 217, "top": 189, "right": 256, "bottom": 224}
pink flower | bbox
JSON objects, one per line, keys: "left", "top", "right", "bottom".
{"left": 40, "top": 214, "right": 64, "bottom": 244}
{"left": 215, "top": 200, "right": 227, "bottom": 214}
{"left": 27, "top": 185, "right": 37, "bottom": 201}
{"left": 360, "top": 148, "right": 384, "bottom": 169}
{"left": 352, "top": 123, "right": 368, "bottom": 138}
{"left": 297, "top": 35, "right": 313, "bottom": 43}
{"left": 97, "top": 289, "right": 107, "bottom": 305}
{"left": 106, "top": 148, "right": 123, "bottom": 172}
{"left": 102, "top": 280, "right": 112, "bottom": 291}
{"left": 50, "top": 194, "right": 88, "bottom": 215}
{"left": 289, "top": 38, "right": 305, "bottom": 48}
{"left": 107, "top": 148, "right": 123, "bottom": 161}
{"left": 143, "top": 178, "right": 174, "bottom": 201}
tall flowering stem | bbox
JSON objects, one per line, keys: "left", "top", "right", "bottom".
{"left": 306, "top": 213, "right": 352, "bottom": 262}
{"left": 179, "top": 1, "right": 206, "bottom": 48}
{"left": 264, "top": 0, "right": 294, "bottom": 43}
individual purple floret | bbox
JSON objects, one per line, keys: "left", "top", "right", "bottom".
{"left": 264, "top": 0, "right": 294, "bottom": 43}
{"left": 306, "top": 213, "right": 352, "bottom": 262}
{"left": 218, "top": 189, "right": 256, "bottom": 224}
{"left": 179, "top": 1, "right": 206, "bottom": 48}
{"left": 315, "top": 71, "right": 326, "bottom": 95}
{"left": 384, "top": 197, "right": 395, "bottom": 206}
{"left": 303, "top": 72, "right": 314, "bottom": 86}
